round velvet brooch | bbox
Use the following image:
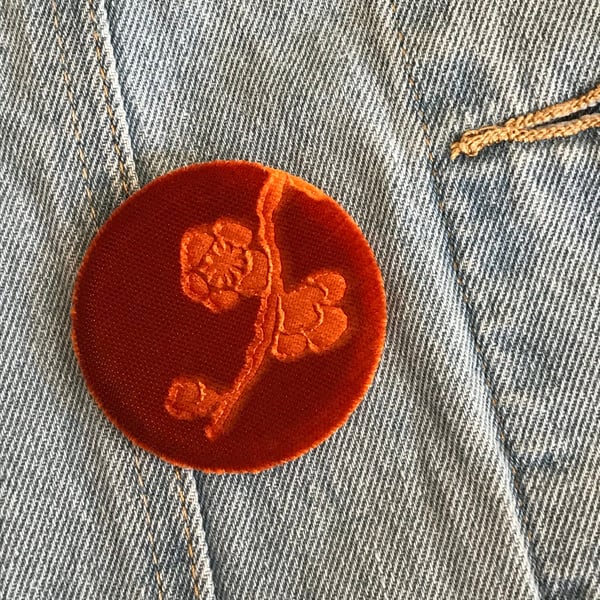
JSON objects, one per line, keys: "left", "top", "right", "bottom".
{"left": 71, "top": 161, "right": 386, "bottom": 473}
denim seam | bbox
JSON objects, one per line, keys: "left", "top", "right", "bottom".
{"left": 133, "top": 449, "right": 167, "bottom": 599}
{"left": 52, "top": 1, "right": 167, "bottom": 596}
{"left": 83, "top": 2, "right": 216, "bottom": 597}
{"left": 50, "top": 0, "right": 99, "bottom": 231}
{"left": 87, "top": 0, "right": 131, "bottom": 197}
{"left": 388, "top": 7, "right": 542, "bottom": 597}
{"left": 174, "top": 468, "right": 203, "bottom": 599}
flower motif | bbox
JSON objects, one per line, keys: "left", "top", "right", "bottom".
{"left": 273, "top": 271, "right": 348, "bottom": 361}
{"left": 181, "top": 218, "right": 269, "bottom": 312}
{"left": 168, "top": 173, "right": 355, "bottom": 439}
{"left": 165, "top": 376, "right": 221, "bottom": 421}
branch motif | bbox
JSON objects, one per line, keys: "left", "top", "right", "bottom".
{"left": 165, "top": 172, "right": 348, "bottom": 439}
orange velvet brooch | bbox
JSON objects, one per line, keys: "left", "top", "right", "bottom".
{"left": 71, "top": 161, "right": 386, "bottom": 473}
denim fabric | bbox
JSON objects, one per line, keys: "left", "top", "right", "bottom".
{"left": 2, "top": 0, "right": 599, "bottom": 599}
{"left": 1, "top": 2, "right": 213, "bottom": 598}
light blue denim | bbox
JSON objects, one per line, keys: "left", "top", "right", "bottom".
{"left": 1, "top": 0, "right": 598, "bottom": 598}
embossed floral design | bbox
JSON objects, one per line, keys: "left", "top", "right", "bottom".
{"left": 168, "top": 174, "right": 352, "bottom": 440}
{"left": 273, "top": 271, "right": 347, "bottom": 361}
{"left": 180, "top": 218, "right": 269, "bottom": 313}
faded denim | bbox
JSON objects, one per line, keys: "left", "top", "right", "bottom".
{"left": 1, "top": 0, "right": 598, "bottom": 599}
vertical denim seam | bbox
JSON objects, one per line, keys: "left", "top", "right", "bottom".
{"left": 50, "top": 0, "right": 99, "bottom": 231}
{"left": 87, "top": 0, "right": 130, "bottom": 198}
{"left": 83, "top": 2, "right": 216, "bottom": 597}
{"left": 388, "top": 6, "right": 543, "bottom": 597}
{"left": 52, "top": 1, "right": 167, "bottom": 596}
{"left": 174, "top": 468, "right": 203, "bottom": 599}
{"left": 133, "top": 449, "right": 167, "bottom": 600}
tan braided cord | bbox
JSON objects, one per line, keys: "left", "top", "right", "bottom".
{"left": 451, "top": 81, "right": 600, "bottom": 159}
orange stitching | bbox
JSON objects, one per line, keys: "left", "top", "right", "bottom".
{"left": 87, "top": 0, "right": 130, "bottom": 196}
{"left": 55, "top": 5, "right": 201, "bottom": 596}
{"left": 133, "top": 449, "right": 166, "bottom": 600}
{"left": 55, "top": 5, "right": 166, "bottom": 592}
{"left": 174, "top": 468, "right": 202, "bottom": 599}
{"left": 451, "top": 81, "right": 600, "bottom": 159}
{"left": 51, "top": 0, "right": 98, "bottom": 229}
{"left": 165, "top": 171, "right": 349, "bottom": 438}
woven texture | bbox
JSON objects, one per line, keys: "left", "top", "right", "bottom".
{"left": 1, "top": 2, "right": 214, "bottom": 598}
{"left": 105, "top": 0, "right": 600, "bottom": 597}
{"left": 71, "top": 161, "right": 385, "bottom": 472}
{"left": 2, "top": 0, "right": 599, "bottom": 598}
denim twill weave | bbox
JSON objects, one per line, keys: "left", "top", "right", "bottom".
{"left": 1, "top": 0, "right": 599, "bottom": 598}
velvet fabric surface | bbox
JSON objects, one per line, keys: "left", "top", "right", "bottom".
{"left": 71, "top": 161, "right": 386, "bottom": 472}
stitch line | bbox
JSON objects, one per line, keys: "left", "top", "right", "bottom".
{"left": 174, "top": 468, "right": 201, "bottom": 599}
{"left": 389, "top": 4, "right": 542, "bottom": 594}
{"left": 53, "top": 3, "right": 165, "bottom": 596}
{"left": 87, "top": 0, "right": 130, "bottom": 197}
{"left": 133, "top": 449, "right": 166, "bottom": 600}
{"left": 83, "top": 3, "right": 215, "bottom": 595}
{"left": 51, "top": 0, "right": 99, "bottom": 230}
